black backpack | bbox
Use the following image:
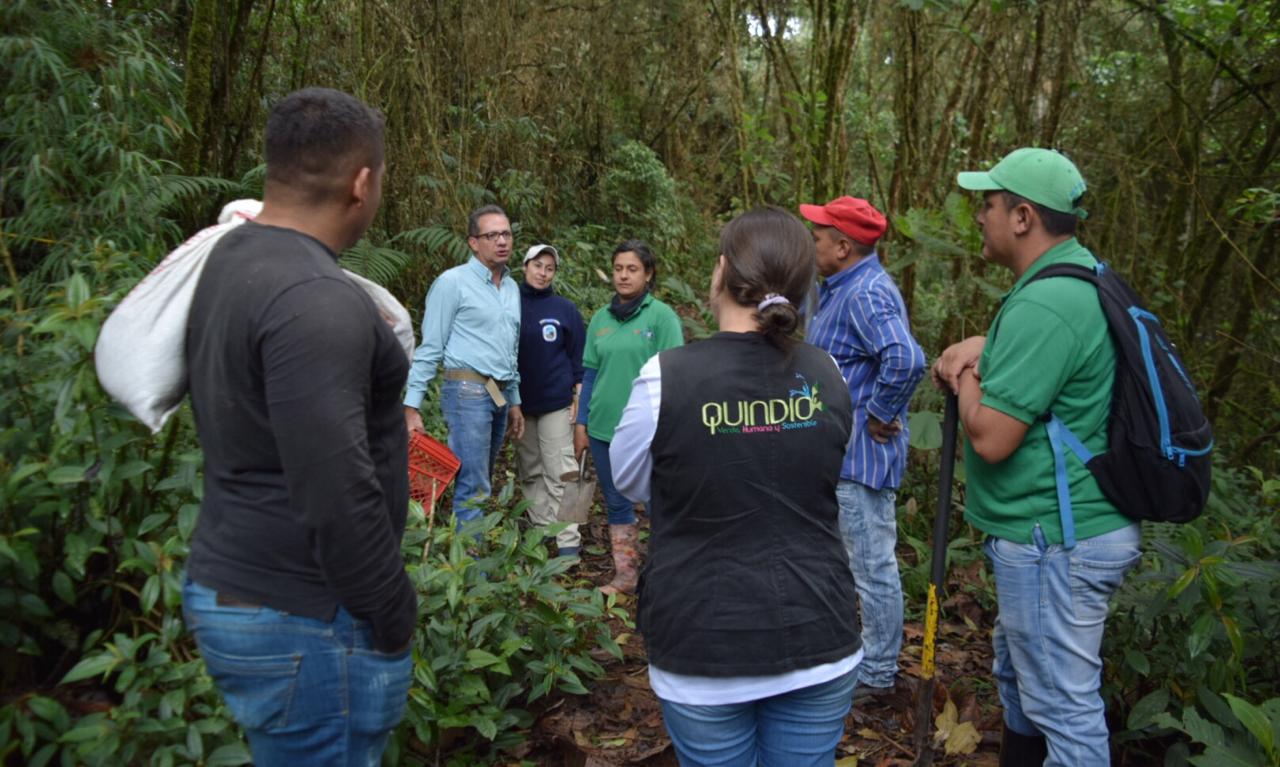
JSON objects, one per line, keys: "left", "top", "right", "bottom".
{"left": 1025, "top": 263, "right": 1213, "bottom": 547}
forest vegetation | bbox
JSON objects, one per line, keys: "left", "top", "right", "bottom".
{"left": 2, "top": 0, "right": 1278, "bottom": 764}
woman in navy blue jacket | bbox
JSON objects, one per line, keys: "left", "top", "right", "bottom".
{"left": 516, "top": 244, "right": 586, "bottom": 556}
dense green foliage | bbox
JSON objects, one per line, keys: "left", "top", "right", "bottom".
{"left": 0, "top": 239, "right": 242, "bottom": 765}
{"left": 0, "top": 246, "right": 623, "bottom": 765}
{"left": 1106, "top": 468, "right": 1280, "bottom": 765}
{"left": 0, "top": 5, "right": 625, "bottom": 764}
{"left": 397, "top": 511, "right": 629, "bottom": 763}
{"left": 2, "top": 0, "right": 1278, "bottom": 763}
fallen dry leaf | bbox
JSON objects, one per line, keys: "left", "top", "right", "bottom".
{"left": 933, "top": 699, "right": 981, "bottom": 755}
{"left": 958, "top": 692, "right": 980, "bottom": 725}
{"left": 619, "top": 673, "right": 651, "bottom": 691}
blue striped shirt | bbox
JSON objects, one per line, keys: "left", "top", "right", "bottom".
{"left": 805, "top": 253, "right": 925, "bottom": 489}
{"left": 403, "top": 256, "right": 521, "bottom": 409}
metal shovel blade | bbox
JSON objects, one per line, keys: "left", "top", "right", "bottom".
{"left": 557, "top": 455, "right": 595, "bottom": 524}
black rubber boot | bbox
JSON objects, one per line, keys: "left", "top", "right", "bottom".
{"left": 999, "top": 724, "right": 1048, "bottom": 767}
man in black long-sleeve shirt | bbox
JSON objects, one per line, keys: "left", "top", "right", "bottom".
{"left": 181, "top": 88, "right": 416, "bottom": 766}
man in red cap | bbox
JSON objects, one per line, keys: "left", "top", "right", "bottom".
{"left": 800, "top": 196, "right": 926, "bottom": 704}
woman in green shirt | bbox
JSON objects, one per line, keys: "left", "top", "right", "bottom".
{"left": 574, "top": 240, "right": 684, "bottom": 594}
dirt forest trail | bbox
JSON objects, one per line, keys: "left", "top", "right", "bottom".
{"left": 518, "top": 513, "right": 1003, "bottom": 766}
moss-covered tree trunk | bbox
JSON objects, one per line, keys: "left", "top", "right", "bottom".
{"left": 179, "top": 0, "right": 217, "bottom": 175}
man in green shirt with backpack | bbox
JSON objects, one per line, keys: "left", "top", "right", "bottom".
{"left": 933, "top": 148, "right": 1140, "bottom": 766}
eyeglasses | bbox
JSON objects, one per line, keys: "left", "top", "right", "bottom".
{"left": 474, "top": 230, "right": 514, "bottom": 243}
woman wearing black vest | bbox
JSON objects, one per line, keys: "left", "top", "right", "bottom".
{"left": 611, "top": 207, "right": 861, "bottom": 766}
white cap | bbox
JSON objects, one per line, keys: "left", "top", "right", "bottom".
{"left": 523, "top": 244, "right": 560, "bottom": 266}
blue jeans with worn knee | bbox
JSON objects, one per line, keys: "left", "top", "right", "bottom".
{"left": 659, "top": 668, "right": 856, "bottom": 767}
{"left": 985, "top": 523, "right": 1141, "bottom": 766}
{"left": 835, "top": 480, "right": 901, "bottom": 688}
{"left": 440, "top": 379, "right": 508, "bottom": 525}
{"left": 590, "top": 436, "right": 637, "bottom": 525}
{"left": 182, "top": 578, "right": 413, "bottom": 767}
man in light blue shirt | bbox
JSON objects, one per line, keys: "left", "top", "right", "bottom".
{"left": 404, "top": 204, "right": 524, "bottom": 524}
{"left": 800, "top": 196, "right": 926, "bottom": 702}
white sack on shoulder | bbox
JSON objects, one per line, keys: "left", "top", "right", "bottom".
{"left": 217, "top": 201, "right": 417, "bottom": 360}
{"left": 343, "top": 271, "right": 416, "bottom": 361}
{"left": 95, "top": 200, "right": 417, "bottom": 433}
{"left": 94, "top": 220, "right": 243, "bottom": 433}
{"left": 219, "top": 199, "right": 416, "bottom": 359}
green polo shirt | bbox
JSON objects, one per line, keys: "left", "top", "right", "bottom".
{"left": 964, "top": 238, "right": 1131, "bottom": 545}
{"left": 583, "top": 294, "right": 684, "bottom": 441}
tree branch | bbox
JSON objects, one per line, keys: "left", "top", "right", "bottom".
{"left": 1127, "top": 0, "right": 1274, "bottom": 113}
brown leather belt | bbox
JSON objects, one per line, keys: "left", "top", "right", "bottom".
{"left": 216, "top": 592, "right": 261, "bottom": 609}
{"left": 443, "top": 368, "right": 507, "bottom": 387}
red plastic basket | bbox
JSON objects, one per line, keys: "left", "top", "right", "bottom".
{"left": 407, "top": 432, "right": 460, "bottom": 512}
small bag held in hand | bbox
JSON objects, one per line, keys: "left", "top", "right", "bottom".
{"left": 557, "top": 454, "right": 596, "bottom": 524}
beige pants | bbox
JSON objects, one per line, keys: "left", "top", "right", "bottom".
{"left": 514, "top": 406, "right": 581, "bottom": 549}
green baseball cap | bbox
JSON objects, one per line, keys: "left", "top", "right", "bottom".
{"left": 957, "top": 147, "right": 1088, "bottom": 218}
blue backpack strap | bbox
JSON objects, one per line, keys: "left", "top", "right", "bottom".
{"left": 1045, "top": 413, "right": 1094, "bottom": 550}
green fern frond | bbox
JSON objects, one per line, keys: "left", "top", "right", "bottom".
{"left": 395, "top": 225, "right": 471, "bottom": 264}
{"left": 150, "top": 175, "right": 245, "bottom": 211}
{"left": 239, "top": 163, "right": 267, "bottom": 198}
{"left": 340, "top": 241, "right": 415, "bottom": 286}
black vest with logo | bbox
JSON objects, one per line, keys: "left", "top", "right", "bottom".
{"left": 638, "top": 332, "right": 860, "bottom": 676}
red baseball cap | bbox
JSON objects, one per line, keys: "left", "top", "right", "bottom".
{"left": 798, "top": 196, "right": 887, "bottom": 245}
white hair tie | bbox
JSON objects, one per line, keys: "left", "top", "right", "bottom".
{"left": 757, "top": 294, "right": 790, "bottom": 311}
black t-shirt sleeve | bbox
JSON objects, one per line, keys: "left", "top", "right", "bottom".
{"left": 258, "top": 277, "right": 416, "bottom": 650}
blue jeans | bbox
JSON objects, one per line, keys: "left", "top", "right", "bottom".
{"left": 985, "top": 523, "right": 1141, "bottom": 766}
{"left": 659, "top": 668, "right": 856, "bottom": 767}
{"left": 182, "top": 578, "right": 413, "bottom": 767}
{"left": 835, "top": 481, "right": 901, "bottom": 688}
{"left": 590, "top": 436, "right": 637, "bottom": 525}
{"left": 441, "top": 379, "right": 508, "bottom": 525}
